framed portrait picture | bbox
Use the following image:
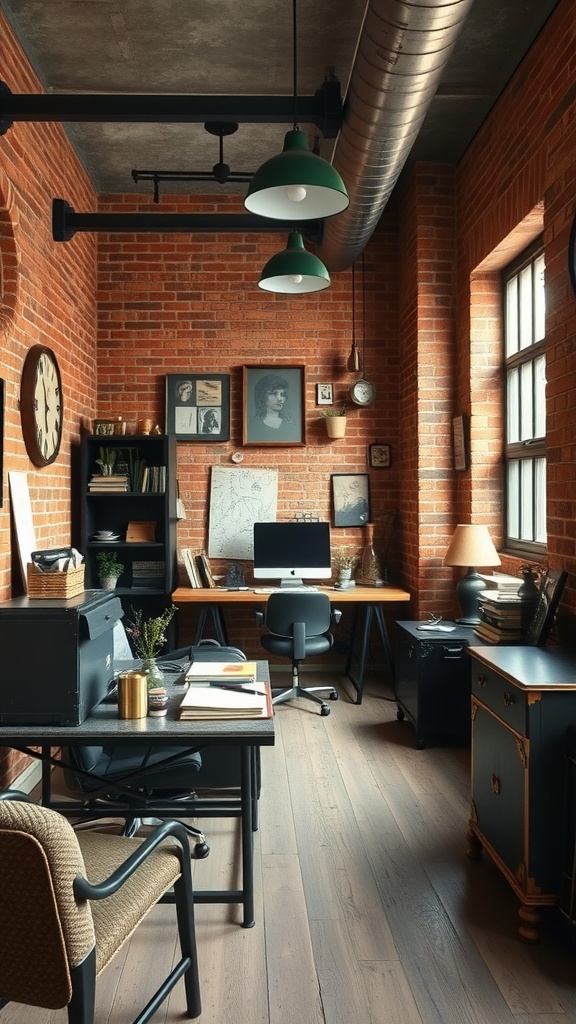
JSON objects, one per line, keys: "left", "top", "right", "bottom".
{"left": 242, "top": 364, "right": 306, "bottom": 446}
{"left": 165, "top": 374, "right": 230, "bottom": 441}
{"left": 452, "top": 414, "right": 468, "bottom": 471}
{"left": 369, "top": 443, "right": 390, "bottom": 468}
{"left": 331, "top": 473, "right": 371, "bottom": 527}
{"left": 524, "top": 567, "right": 568, "bottom": 646}
{"left": 316, "top": 382, "right": 334, "bottom": 405}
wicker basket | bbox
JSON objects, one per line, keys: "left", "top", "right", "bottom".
{"left": 27, "top": 563, "right": 85, "bottom": 599}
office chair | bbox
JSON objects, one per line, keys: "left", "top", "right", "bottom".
{"left": 256, "top": 591, "right": 341, "bottom": 715}
{"left": 0, "top": 790, "right": 201, "bottom": 1024}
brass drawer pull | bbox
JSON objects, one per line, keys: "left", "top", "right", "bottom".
{"left": 503, "top": 692, "right": 515, "bottom": 707}
{"left": 476, "top": 673, "right": 487, "bottom": 686}
{"left": 491, "top": 774, "right": 501, "bottom": 795}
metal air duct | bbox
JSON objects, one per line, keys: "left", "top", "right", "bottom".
{"left": 317, "top": 0, "right": 476, "bottom": 272}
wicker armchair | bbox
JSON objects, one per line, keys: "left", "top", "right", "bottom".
{"left": 0, "top": 791, "right": 201, "bottom": 1023}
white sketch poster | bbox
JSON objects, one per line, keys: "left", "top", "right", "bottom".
{"left": 208, "top": 467, "right": 278, "bottom": 559}
{"left": 8, "top": 472, "right": 37, "bottom": 591}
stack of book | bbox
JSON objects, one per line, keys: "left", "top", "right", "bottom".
{"left": 88, "top": 473, "right": 129, "bottom": 492}
{"left": 474, "top": 590, "right": 526, "bottom": 644}
{"left": 179, "top": 661, "right": 271, "bottom": 719}
{"left": 182, "top": 548, "right": 216, "bottom": 588}
{"left": 131, "top": 559, "right": 165, "bottom": 591}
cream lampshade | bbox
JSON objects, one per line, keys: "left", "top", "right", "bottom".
{"left": 443, "top": 524, "right": 501, "bottom": 624}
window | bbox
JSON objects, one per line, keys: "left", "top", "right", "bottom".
{"left": 502, "top": 242, "right": 546, "bottom": 555}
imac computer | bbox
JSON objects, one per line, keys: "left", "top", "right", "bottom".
{"left": 253, "top": 521, "right": 331, "bottom": 588}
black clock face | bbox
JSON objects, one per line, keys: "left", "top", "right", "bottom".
{"left": 20, "top": 345, "right": 63, "bottom": 466}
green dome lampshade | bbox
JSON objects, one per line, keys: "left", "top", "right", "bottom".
{"left": 245, "top": 128, "right": 349, "bottom": 220}
{"left": 258, "top": 232, "right": 331, "bottom": 294}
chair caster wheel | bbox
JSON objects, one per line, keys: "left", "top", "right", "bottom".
{"left": 193, "top": 842, "right": 210, "bottom": 859}
{"left": 329, "top": 691, "right": 339, "bottom": 700}
{"left": 320, "top": 704, "right": 331, "bottom": 716}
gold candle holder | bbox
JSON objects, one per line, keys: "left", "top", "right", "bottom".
{"left": 117, "top": 671, "right": 148, "bottom": 719}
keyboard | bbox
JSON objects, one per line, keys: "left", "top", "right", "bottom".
{"left": 253, "top": 586, "right": 319, "bottom": 594}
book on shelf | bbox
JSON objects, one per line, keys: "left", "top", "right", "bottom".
{"left": 182, "top": 548, "right": 201, "bottom": 588}
{"left": 184, "top": 660, "right": 259, "bottom": 684}
{"left": 178, "top": 682, "right": 272, "bottom": 720}
{"left": 88, "top": 474, "right": 129, "bottom": 492}
{"left": 195, "top": 551, "right": 216, "bottom": 588}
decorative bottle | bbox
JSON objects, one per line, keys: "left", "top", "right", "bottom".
{"left": 357, "top": 523, "right": 384, "bottom": 587}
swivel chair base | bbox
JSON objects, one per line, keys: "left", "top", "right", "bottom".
{"left": 272, "top": 668, "right": 339, "bottom": 716}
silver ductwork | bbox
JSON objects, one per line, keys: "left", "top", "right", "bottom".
{"left": 318, "top": 0, "right": 477, "bottom": 272}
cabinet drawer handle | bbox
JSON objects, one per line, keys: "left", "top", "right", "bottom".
{"left": 443, "top": 645, "right": 464, "bottom": 660}
{"left": 476, "top": 673, "right": 487, "bottom": 686}
{"left": 491, "top": 774, "right": 501, "bottom": 795}
{"left": 503, "top": 692, "right": 515, "bottom": 707}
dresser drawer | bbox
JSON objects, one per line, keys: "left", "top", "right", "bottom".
{"left": 471, "top": 661, "right": 526, "bottom": 734}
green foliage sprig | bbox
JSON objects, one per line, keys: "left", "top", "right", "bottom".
{"left": 124, "top": 606, "right": 177, "bottom": 660}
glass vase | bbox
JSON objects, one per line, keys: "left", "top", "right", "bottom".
{"left": 357, "top": 523, "right": 384, "bottom": 586}
{"left": 140, "top": 657, "right": 166, "bottom": 690}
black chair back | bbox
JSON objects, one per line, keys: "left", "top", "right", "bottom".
{"left": 264, "top": 591, "right": 332, "bottom": 638}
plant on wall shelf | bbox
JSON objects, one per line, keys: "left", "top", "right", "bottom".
{"left": 95, "top": 446, "right": 120, "bottom": 475}
{"left": 96, "top": 550, "right": 124, "bottom": 587}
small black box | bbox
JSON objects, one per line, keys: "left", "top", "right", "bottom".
{"left": 0, "top": 590, "right": 122, "bottom": 725}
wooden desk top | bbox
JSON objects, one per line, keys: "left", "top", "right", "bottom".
{"left": 172, "top": 584, "right": 411, "bottom": 605}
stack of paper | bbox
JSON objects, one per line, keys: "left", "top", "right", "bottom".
{"left": 184, "top": 661, "right": 258, "bottom": 685}
{"left": 179, "top": 683, "right": 270, "bottom": 720}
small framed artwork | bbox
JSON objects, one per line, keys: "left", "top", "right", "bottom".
{"left": 331, "top": 473, "right": 371, "bottom": 527}
{"left": 452, "top": 414, "right": 468, "bottom": 471}
{"left": 316, "top": 382, "right": 334, "bottom": 406}
{"left": 243, "top": 364, "right": 306, "bottom": 446}
{"left": 369, "top": 443, "right": 391, "bottom": 468}
{"left": 524, "top": 568, "right": 568, "bottom": 646}
{"left": 92, "top": 419, "right": 117, "bottom": 436}
{"left": 165, "top": 374, "right": 230, "bottom": 441}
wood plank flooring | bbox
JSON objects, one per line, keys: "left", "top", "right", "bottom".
{"left": 3, "top": 671, "right": 576, "bottom": 1023}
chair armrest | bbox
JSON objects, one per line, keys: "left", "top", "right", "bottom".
{"left": 73, "top": 819, "right": 192, "bottom": 900}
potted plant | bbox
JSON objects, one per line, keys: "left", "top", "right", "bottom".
{"left": 124, "top": 605, "right": 177, "bottom": 687}
{"left": 321, "top": 403, "right": 348, "bottom": 438}
{"left": 95, "top": 446, "right": 120, "bottom": 476}
{"left": 332, "top": 547, "right": 359, "bottom": 586}
{"left": 96, "top": 550, "right": 124, "bottom": 589}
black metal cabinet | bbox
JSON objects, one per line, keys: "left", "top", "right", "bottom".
{"left": 395, "top": 621, "right": 480, "bottom": 748}
{"left": 467, "top": 645, "right": 576, "bottom": 942}
{"left": 78, "top": 434, "right": 177, "bottom": 632}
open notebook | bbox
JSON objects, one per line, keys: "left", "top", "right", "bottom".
{"left": 179, "top": 681, "right": 272, "bottom": 720}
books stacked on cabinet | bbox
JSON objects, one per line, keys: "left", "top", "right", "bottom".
{"left": 474, "top": 590, "right": 526, "bottom": 643}
{"left": 88, "top": 474, "right": 129, "bottom": 492}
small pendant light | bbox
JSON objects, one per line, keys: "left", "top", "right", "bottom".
{"left": 258, "top": 231, "right": 330, "bottom": 293}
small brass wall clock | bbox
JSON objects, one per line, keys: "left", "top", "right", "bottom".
{"left": 20, "top": 344, "right": 63, "bottom": 466}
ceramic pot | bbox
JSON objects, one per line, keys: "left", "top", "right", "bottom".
{"left": 325, "top": 417, "right": 346, "bottom": 439}
{"left": 99, "top": 575, "right": 119, "bottom": 590}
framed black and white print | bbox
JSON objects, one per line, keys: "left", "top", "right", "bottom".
{"left": 316, "top": 382, "right": 334, "bottom": 405}
{"left": 524, "top": 567, "right": 568, "bottom": 646}
{"left": 165, "top": 374, "right": 230, "bottom": 441}
{"left": 369, "top": 443, "right": 390, "bottom": 468}
{"left": 243, "top": 364, "right": 306, "bottom": 446}
{"left": 331, "top": 473, "right": 371, "bottom": 527}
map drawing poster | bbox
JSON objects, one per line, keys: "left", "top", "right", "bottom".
{"left": 208, "top": 467, "right": 278, "bottom": 559}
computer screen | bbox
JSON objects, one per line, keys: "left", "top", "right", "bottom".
{"left": 253, "top": 521, "right": 331, "bottom": 587}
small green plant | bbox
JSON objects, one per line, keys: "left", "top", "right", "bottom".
{"left": 95, "top": 446, "right": 119, "bottom": 475}
{"left": 96, "top": 550, "right": 124, "bottom": 579}
{"left": 333, "top": 547, "right": 359, "bottom": 572}
{"left": 124, "top": 606, "right": 177, "bottom": 660}
{"left": 321, "top": 403, "right": 348, "bottom": 418}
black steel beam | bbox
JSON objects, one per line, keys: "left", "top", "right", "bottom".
{"left": 52, "top": 199, "right": 323, "bottom": 244}
{"left": 0, "top": 80, "right": 343, "bottom": 137}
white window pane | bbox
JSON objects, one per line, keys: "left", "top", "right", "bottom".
{"left": 520, "top": 460, "right": 534, "bottom": 540}
{"left": 534, "top": 354, "right": 546, "bottom": 438}
{"left": 507, "top": 460, "right": 519, "bottom": 539}
{"left": 505, "top": 277, "right": 518, "bottom": 357}
{"left": 534, "top": 253, "right": 546, "bottom": 341}
{"left": 507, "top": 367, "right": 519, "bottom": 443}
{"left": 534, "top": 457, "right": 546, "bottom": 543}
{"left": 519, "top": 265, "right": 533, "bottom": 350}
{"left": 520, "top": 361, "right": 534, "bottom": 441}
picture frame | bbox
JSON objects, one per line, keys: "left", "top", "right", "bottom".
{"left": 331, "top": 473, "right": 371, "bottom": 527}
{"left": 369, "top": 443, "right": 391, "bottom": 468}
{"left": 165, "top": 374, "right": 230, "bottom": 441}
{"left": 452, "top": 414, "right": 468, "bottom": 471}
{"left": 316, "top": 382, "right": 334, "bottom": 406}
{"left": 524, "top": 567, "right": 568, "bottom": 646}
{"left": 92, "top": 419, "right": 117, "bottom": 436}
{"left": 242, "top": 364, "right": 306, "bottom": 446}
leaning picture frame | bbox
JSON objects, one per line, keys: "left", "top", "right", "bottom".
{"left": 165, "top": 374, "right": 230, "bottom": 441}
{"left": 331, "top": 473, "right": 371, "bottom": 527}
{"left": 524, "top": 567, "right": 568, "bottom": 646}
{"left": 92, "top": 419, "right": 117, "bottom": 436}
{"left": 242, "top": 364, "right": 306, "bottom": 446}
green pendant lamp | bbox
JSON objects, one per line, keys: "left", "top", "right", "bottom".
{"left": 244, "top": 0, "right": 349, "bottom": 221}
{"left": 258, "top": 231, "right": 330, "bottom": 293}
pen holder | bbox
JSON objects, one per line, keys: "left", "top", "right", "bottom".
{"left": 117, "top": 671, "right": 148, "bottom": 719}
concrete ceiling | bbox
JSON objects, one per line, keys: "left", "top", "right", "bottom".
{"left": 0, "top": 0, "right": 560, "bottom": 203}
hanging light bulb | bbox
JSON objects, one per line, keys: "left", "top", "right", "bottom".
{"left": 258, "top": 232, "right": 330, "bottom": 294}
{"left": 347, "top": 263, "right": 361, "bottom": 372}
{"left": 244, "top": 0, "right": 349, "bottom": 221}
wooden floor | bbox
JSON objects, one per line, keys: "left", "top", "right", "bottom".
{"left": 3, "top": 670, "right": 576, "bottom": 1024}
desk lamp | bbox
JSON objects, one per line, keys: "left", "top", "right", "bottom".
{"left": 443, "top": 524, "right": 501, "bottom": 624}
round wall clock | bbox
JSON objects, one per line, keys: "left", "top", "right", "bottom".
{"left": 350, "top": 377, "right": 376, "bottom": 406}
{"left": 20, "top": 344, "right": 63, "bottom": 466}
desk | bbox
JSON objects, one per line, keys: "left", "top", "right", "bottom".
{"left": 0, "top": 665, "right": 274, "bottom": 929}
{"left": 172, "top": 585, "right": 411, "bottom": 704}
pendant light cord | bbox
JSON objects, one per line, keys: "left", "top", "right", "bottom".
{"left": 292, "top": 0, "right": 298, "bottom": 128}
{"left": 362, "top": 251, "right": 366, "bottom": 374}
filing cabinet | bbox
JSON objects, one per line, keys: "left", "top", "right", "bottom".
{"left": 395, "top": 621, "right": 480, "bottom": 748}
{"left": 467, "top": 645, "right": 576, "bottom": 941}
